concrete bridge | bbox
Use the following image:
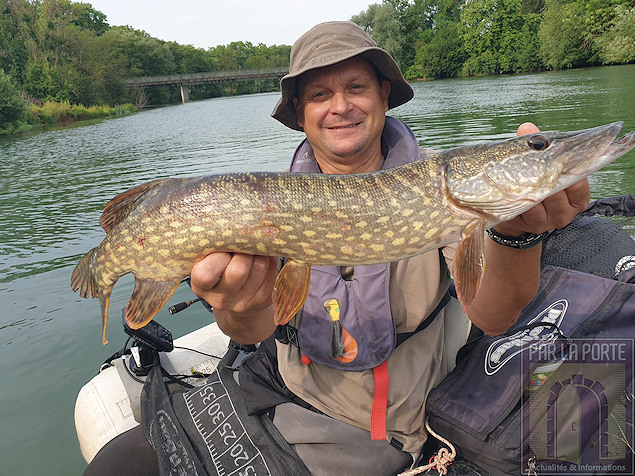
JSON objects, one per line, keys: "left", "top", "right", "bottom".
{"left": 124, "top": 67, "right": 289, "bottom": 103}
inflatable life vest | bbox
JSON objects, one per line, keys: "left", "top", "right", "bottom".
{"left": 275, "top": 117, "right": 453, "bottom": 441}
{"left": 280, "top": 116, "right": 426, "bottom": 371}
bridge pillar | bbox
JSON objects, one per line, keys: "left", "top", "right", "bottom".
{"left": 180, "top": 84, "right": 190, "bottom": 103}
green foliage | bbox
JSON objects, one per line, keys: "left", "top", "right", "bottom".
{"left": 405, "top": 20, "right": 466, "bottom": 79}
{"left": 0, "top": 69, "right": 27, "bottom": 131}
{"left": 168, "top": 42, "right": 217, "bottom": 73}
{"left": 3, "top": 0, "right": 633, "bottom": 131}
{"left": 2, "top": 0, "right": 292, "bottom": 115}
{"left": 595, "top": 6, "right": 635, "bottom": 64}
{"left": 538, "top": 0, "right": 591, "bottom": 69}
{"left": 26, "top": 100, "right": 136, "bottom": 125}
{"left": 100, "top": 26, "right": 176, "bottom": 77}
{"left": 0, "top": 0, "right": 29, "bottom": 80}
{"left": 353, "top": 3, "right": 407, "bottom": 69}
{"left": 356, "top": 0, "right": 632, "bottom": 80}
{"left": 459, "top": 0, "right": 540, "bottom": 76}
{"left": 538, "top": 0, "right": 628, "bottom": 69}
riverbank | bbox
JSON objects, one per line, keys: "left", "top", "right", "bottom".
{"left": 0, "top": 100, "right": 138, "bottom": 135}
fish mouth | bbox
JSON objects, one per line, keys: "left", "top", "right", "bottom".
{"left": 593, "top": 129, "right": 635, "bottom": 167}
{"left": 556, "top": 121, "right": 625, "bottom": 175}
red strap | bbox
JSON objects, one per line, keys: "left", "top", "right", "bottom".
{"left": 370, "top": 361, "right": 389, "bottom": 440}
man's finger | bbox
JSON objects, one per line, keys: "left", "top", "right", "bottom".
{"left": 191, "top": 252, "right": 233, "bottom": 294}
{"left": 517, "top": 122, "right": 540, "bottom": 136}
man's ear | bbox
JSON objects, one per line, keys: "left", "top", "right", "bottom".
{"left": 293, "top": 97, "right": 304, "bottom": 129}
{"left": 380, "top": 80, "right": 391, "bottom": 112}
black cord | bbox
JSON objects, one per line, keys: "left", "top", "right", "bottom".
{"left": 161, "top": 367, "right": 195, "bottom": 389}
{"left": 173, "top": 345, "right": 224, "bottom": 360}
{"left": 107, "top": 337, "right": 224, "bottom": 388}
{"left": 121, "top": 353, "right": 147, "bottom": 384}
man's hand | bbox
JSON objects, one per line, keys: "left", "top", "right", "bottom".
{"left": 494, "top": 122, "right": 591, "bottom": 237}
{"left": 467, "top": 122, "right": 591, "bottom": 335}
{"left": 191, "top": 253, "right": 278, "bottom": 313}
{"left": 190, "top": 252, "right": 278, "bottom": 343}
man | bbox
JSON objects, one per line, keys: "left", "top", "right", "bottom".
{"left": 84, "top": 21, "right": 589, "bottom": 476}
{"left": 189, "top": 21, "right": 589, "bottom": 475}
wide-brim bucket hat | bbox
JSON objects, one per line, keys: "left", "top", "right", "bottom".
{"left": 271, "top": 21, "right": 414, "bottom": 131}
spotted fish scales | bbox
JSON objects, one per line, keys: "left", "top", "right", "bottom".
{"left": 72, "top": 122, "right": 635, "bottom": 343}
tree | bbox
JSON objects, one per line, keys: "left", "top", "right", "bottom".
{"left": 98, "top": 26, "right": 176, "bottom": 77}
{"left": 538, "top": 0, "right": 627, "bottom": 69}
{"left": 406, "top": 20, "right": 465, "bottom": 79}
{"left": 168, "top": 42, "right": 217, "bottom": 74}
{"left": 352, "top": 3, "right": 407, "bottom": 69}
{"left": 0, "top": 0, "right": 30, "bottom": 80}
{"left": 353, "top": 3, "right": 385, "bottom": 35}
{"left": 595, "top": 5, "right": 635, "bottom": 64}
{"left": 459, "top": 0, "right": 541, "bottom": 75}
{"left": 0, "top": 69, "right": 27, "bottom": 130}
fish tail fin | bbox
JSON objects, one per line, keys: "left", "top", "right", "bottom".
{"left": 124, "top": 277, "right": 181, "bottom": 330}
{"left": 71, "top": 247, "right": 118, "bottom": 345}
{"left": 71, "top": 247, "right": 99, "bottom": 299}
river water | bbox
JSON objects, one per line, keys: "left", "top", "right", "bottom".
{"left": 0, "top": 64, "right": 633, "bottom": 474}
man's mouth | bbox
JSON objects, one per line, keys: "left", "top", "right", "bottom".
{"left": 328, "top": 122, "right": 362, "bottom": 130}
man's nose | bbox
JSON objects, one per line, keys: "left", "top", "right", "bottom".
{"left": 330, "top": 91, "right": 353, "bottom": 114}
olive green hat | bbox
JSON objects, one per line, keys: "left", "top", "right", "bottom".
{"left": 271, "top": 21, "right": 414, "bottom": 131}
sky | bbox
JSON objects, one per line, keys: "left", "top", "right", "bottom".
{"left": 87, "top": 0, "right": 374, "bottom": 49}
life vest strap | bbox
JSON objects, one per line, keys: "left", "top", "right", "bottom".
{"left": 370, "top": 360, "right": 389, "bottom": 440}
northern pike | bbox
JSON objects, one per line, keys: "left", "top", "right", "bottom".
{"left": 72, "top": 122, "right": 635, "bottom": 344}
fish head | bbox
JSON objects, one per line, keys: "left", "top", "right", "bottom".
{"left": 443, "top": 122, "right": 634, "bottom": 223}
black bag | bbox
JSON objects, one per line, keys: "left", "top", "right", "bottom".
{"left": 426, "top": 266, "right": 635, "bottom": 475}
{"left": 141, "top": 349, "right": 311, "bottom": 476}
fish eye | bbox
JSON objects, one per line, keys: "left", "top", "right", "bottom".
{"left": 527, "top": 134, "right": 550, "bottom": 151}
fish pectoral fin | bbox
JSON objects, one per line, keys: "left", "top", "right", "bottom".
{"left": 273, "top": 260, "right": 311, "bottom": 326}
{"left": 453, "top": 220, "right": 485, "bottom": 311}
{"left": 124, "top": 277, "right": 181, "bottom": 330}
{"left": 99, "top": 179, "right": 166, "bottom": 233}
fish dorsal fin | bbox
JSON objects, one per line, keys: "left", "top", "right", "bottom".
{"left": 453, "top": 220, "right": 485, "bottom": 310}
{"left": 100, "top": 179, "right": 165, "bottom": 232}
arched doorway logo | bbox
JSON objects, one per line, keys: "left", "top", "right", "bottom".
{"left": 546, "top": 374, "right": 609, "bottom": 463}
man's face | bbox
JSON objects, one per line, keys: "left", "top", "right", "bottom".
{"left": 293, "top": 57, "right": 391, "bottom": 172}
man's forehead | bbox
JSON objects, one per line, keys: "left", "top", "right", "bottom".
{"left": 297, "top": 57, "right": 378, "bottom": 90}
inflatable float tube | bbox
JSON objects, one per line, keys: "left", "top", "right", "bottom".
{"left": 74, "top": 298, "right": 471, "bottom": 463}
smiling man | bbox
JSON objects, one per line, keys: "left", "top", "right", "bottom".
{"left": 293, "top": 57, "right": 392, "bottom": 174}
{"left": 187, "top": 21, "right": 589, "bottom": 475}
{"left": 84, "top": 21, "right": 590, "bottom": 476}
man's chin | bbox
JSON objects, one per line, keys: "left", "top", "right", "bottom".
{"left": 322, "top": 136, "right": 367, "bottom": 157}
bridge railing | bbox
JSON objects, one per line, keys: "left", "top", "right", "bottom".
{"left": 124, "top": 67, "right": 289, "bottom": 87}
